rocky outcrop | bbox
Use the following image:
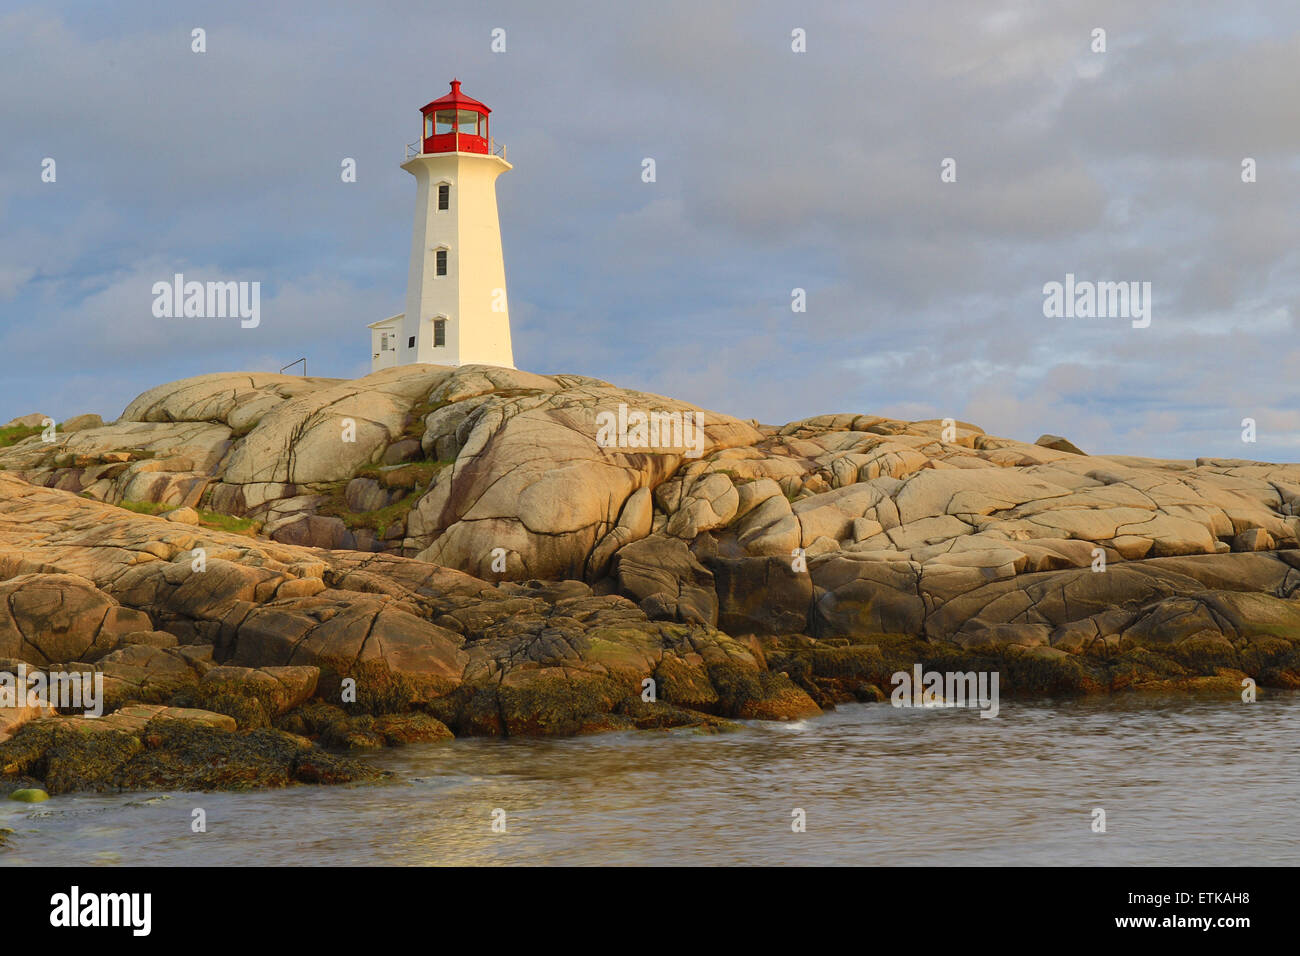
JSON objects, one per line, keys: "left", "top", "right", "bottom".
{"left": 0, "top": 471, "right": 822, "bottom": 791}
{"left": 2, "top": 366, "right": 1299, "bottom": 793}
{"left": 0, "top": 714, "right": 380, "bottom": 794}
{"left": 612, "top": 535, "right": 718, "bottom": 625}
{"left": 0, "top": 573, "right": 153, "bottom": 663}
{"left": 2, "top": 414, "right": 48, "bottom": 430}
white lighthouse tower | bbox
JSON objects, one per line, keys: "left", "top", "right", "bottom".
{"left": 369, "top": 80, "right": 515, "bottom": 370}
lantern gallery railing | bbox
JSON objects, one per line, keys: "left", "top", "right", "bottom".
{"left": 404, "top": 139, "right": 508, "bottom": 161}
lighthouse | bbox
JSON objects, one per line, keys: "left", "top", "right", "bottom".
{"left": 369, "top": 80, "right": 515, "bottom": 370}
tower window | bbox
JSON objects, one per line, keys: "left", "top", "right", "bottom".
{"left": 408, "top": 335, "right": 416, "bottom": 348}
{"left": 434, "top": 319, "right": 446, "bottom": 347}
{"left": 435, "top": 249, "right": 447, "bottom": 276}
{"left": 437, "top": 184, "right": 449, "bottom": 210}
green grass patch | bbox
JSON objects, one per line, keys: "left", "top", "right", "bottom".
{"left": 364, "top": 490, "right": 421, "bottom": 537}
{"left": 117, "top": 499, "right": 169, "bottom": 515}
{"left": 195, "top": 509, "right": 261, "bottom": 536}
{"left": 0, "top": 424, "right": 48, "bottom": 448}
{"left": 401, "top": 399, "right": 450, "bottom": 441}
{"left": 313, "top": 456, "right": 453, "bottom": 538}
{"left": 319, "top": 489, "right": 421, "bottom": 537}
{"left": 356, "top": 460, "right": 451, "bottom": 491}
{"left": 112, "top": 499, "right": 262, "bottom": 536}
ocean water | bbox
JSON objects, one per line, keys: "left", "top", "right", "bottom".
{"left": 3, "top": 692, "right": 1297, "bottom": 866}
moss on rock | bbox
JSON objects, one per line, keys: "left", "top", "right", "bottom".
{"left": 0, "top": 716, "right": 381, "bottom": 793}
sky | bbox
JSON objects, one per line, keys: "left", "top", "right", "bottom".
{"left": 1, "top": 0, "right": 1298, "bottom": 461}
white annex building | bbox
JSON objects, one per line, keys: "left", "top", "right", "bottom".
{"left": 369, "top": 80, "right": 515, "bottom": 370}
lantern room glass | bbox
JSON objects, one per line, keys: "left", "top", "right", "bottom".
{"left": 433, "top": 110, "right": 483, "bottom": 137}
{"left": 457, "top": 110, "right": 482, "bottom": 135}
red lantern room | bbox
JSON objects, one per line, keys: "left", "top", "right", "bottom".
{"left": 419, "top": 79, "right": 491, "bottom": 155}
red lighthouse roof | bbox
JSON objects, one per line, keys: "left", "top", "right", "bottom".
{"left": 420, "top": 79, "right": 491, "bottom": 115}
{"left": 416, "top": 79, "right": 495, "bottom": 156}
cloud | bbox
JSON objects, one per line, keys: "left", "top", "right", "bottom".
{"left": 0, "top": 0, "right": 1296, "bottom": 463}
{"left": 0, "top": 266, "right": 35, "bottom": 301}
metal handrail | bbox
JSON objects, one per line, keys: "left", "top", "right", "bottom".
{"left": 280, "top": 357, "right": 306, "bottom": 375}
{"left": 403, "top": 139, "right": 508, "bottom": 161}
